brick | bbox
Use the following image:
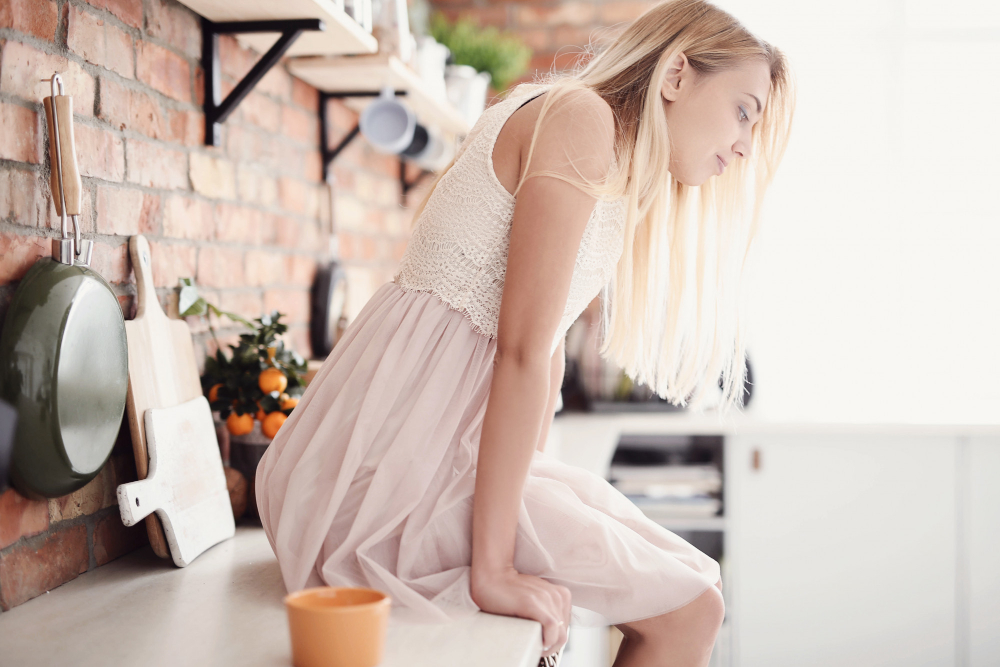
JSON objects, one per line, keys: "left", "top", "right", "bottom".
{"left": 0, "top": 489, "right": 49, "bottom": 550}
{"left": 0, "top": 0, "right": 58, "bottom": 41}
{"left": 552, "top": 25, "right": 600, "bottom": 49}
{"left": 214, "top": 202, "right": 260, "bottom": 244}
{"left": 0, "top": 524, "right": 88, "bottom": 611}
{"left": 136, "top": 40, "right": 191, "bottom": 103}
{"left": 257, "top": 65, "right": 292, "bottom": 101}
{"left": 303, "top": 149, "right": 322, "bottom": 183}
{"left": 197, "top": 245, "right": 244, "bottom": 288}
{"left": 514, "top": 2, "right": 595, "bottom": 26}
{"left": 96, "top": 186, "right": 159, "bottom": 236}
{"left": 125, "top": 139, "right": 187, "bottom": 189}
{"left": 298, "top": 219, "right": 321, "bottom": 252}
{"left": 73, "top": 123, "right": 125, "bottom": 182}
{"left": 286, "top": 254, "right": 317, "bottom": 287}
{"left": 0, "top": 102, "right": 40, "bottom": 164}
{"left": 93, "top": 512, "right": 147, "bottom": 567}
{"left": 438, "top": 6, "right": 509, "bottom": 27}
{"left": 163, "top": 195, "right": 214, "bottom": 240}
{"left": 0, "top": 232, "right": 50, "bottom": 283}
{"left": 0, "top": 168, "right": 48, "bottom": 229}
{"left": 47, "top": 463, "right": 115, "bottom": 523}
{"left": 277, "top": 177, "right": 311, "bottom": 217}
{"left": 244, "top": 249, "right": 284, "bottom": 287}
{"left": 146, "top": 0, "right": 200, "bottom": 58}
{"left": 263, "top": 288, "right": 309, "bottom": 325}
{"left": 241, "top": 91, "right": 280, "bottom": 133}
{"left": 281, "top": 104, "right": 315, "bottom": 144}
{"left": 218, "top": 290, "right": 263, "bottom": 323}
{"left": 167, "top": 108, "right": 203, "bottom": 146}
{"left": 598, "top": 0, "right": 652, "bottom": 24}
{"left": 98, "top": 76, "right": 169, "bottom": 139}
{"left": 291, "top": 77, "right": 318, "bottom": 111}
{"left": 274, "top": 214, "right": 300, "bottom": 248}
{"left": 1, "top": 42, "right": 96, "bottom": 114}
{"left": 189, "top": 152, "right": 236, "bottom": 200}
{"left": 92, "top": 240, "right": 130, "bottom": 283}
{"left": 217, "top": 35, "right": 255, "bottom": 86}
{"left": 47, "top": 182, "right": 95, "bottom": 234}
{"left": 82, "top": 0, "right": 143, "bottom": 29}
{"left": 66, "top": 4, "right": 134, "bottom": 79}
{"left": 148, "top": 240, "right": 196, "bottom": 287}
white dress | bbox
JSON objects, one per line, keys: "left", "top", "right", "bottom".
{"left": 255, "top": 83, "right": 721, "bottom": 627}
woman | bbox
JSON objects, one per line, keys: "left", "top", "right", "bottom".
{"left": 256, "top": 1, "right": 795, "bottom": 665}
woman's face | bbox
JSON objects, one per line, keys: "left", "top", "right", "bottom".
{"left": 660, "top": 53, "right": 771, "bottom": 186}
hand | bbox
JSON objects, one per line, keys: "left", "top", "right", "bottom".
{"left": 471, "top": 566, "right": 572, "bottom": 658}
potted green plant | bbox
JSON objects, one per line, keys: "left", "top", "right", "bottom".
{"left": 429, "top": 12, "right": 531, "bottom": 126}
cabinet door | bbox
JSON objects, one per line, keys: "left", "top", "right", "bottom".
{"left": 968, "top": 437, "right": 1000, "bottom": 666}
{"left": 727, "top": 434, "right": 956, "bottom": 667}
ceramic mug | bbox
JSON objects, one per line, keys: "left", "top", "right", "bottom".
{"left": 284, "top": 586, "right": 392, "bottom": 667}
{"left": 359, "top": 86, "right": 417, "bottom": 154}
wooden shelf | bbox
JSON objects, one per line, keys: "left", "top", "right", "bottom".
{"left": 289, "top": 53, "right": 471, "bottom": 137}
{"left": 175, "top": 0, "right": 377, "bottom": 56}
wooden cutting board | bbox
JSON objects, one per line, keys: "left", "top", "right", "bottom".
{"left": 123, "top": 235, "right": 204, "bottom": 560}
{"left": 117, "top": 395, "right": 234, "bottom": 566}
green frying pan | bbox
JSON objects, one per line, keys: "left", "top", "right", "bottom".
{"left": 0, "top": 74, "right": 128, "bottom": 499}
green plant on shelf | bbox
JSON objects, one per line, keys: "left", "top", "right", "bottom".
{"left": 429, "top": 12, "right": 531, "bottom": 92}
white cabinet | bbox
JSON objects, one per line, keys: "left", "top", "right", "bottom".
{"left": 967, "top": 437, "right": 1000, "bottom": 667}
{"left": 727, "top": 434, "right": 958, "bottom": 667}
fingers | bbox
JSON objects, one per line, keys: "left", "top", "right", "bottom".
{"left": 540, "top": 584, "right": 572, "bottom": 657}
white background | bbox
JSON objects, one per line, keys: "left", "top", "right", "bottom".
{"left": 715, "top": 0, "right": 1000, "bottom": 423}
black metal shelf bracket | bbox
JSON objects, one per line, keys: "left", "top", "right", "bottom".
{"left": 399, "top": 159, "right": 434, "bottom": 204}
{"left": 319, "top": 89, "right": 433, "bottom": 204}
{"left": 203, "top": 18, "right": 325, "bottom": 146}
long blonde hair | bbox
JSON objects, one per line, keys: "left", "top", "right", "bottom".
{"left": 408, "top": 0, "right": 796, "bottom": 410}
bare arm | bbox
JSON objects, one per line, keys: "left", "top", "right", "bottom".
{"left": 468, "top": 88, "right": 615, "bottom": 657}
{"left": 536, "top": 336, "right": 565, "bottom": 453}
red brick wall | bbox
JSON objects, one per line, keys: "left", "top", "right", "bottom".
{"left": 430, "top": 0, "right": 649, "bottom": 87}
{"left": 0, "top": 0, "right": 432, "bottom": 611}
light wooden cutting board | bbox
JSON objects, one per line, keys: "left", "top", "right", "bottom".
{"left": 117, "top": 395, "right": 234, "bottom": 566}
{"left": 123, "top": 235, "right": 204, "bottom": 560}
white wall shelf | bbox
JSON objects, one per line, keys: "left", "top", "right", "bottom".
{"left": 174, "top": 0, "right": 377, "bottom": 56}
{"left": 290, "top": 53, "right": 471, "bottom": 137}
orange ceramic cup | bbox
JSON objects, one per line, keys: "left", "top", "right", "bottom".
{"left": 284, "top": 586, "right": 392, "bottom": 667}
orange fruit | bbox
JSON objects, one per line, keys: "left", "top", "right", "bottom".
{"left": 258, "top": 368, "right": 288, "bottom": 394}
{"left": 208, "top": 383, "right": 222, "bottom": 403}
{"left": 226, "top": 412, "right": 254, "bottom": 436}
{"left": 280, "top": 396, "right": 299, "bottom": 411}
{"left": 255, "top": 406, "right": 266, "bottom": 421}
{"left": 261, "top": 411, "right": 287, "bottom": 438}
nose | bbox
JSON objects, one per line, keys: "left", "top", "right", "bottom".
{"left": 734, "top": 135, "right": 752, "bottom": 161}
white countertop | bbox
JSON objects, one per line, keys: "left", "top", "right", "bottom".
{"left": 0, "top": 525, "right": 542, "bottom": 667}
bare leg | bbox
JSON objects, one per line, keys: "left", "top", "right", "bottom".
{"left": 612, "top": 579, "right": 724, "bottom": 667}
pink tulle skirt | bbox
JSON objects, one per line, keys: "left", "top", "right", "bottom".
{"left": 255, "top": 280, "right": 720, "bottom": 626}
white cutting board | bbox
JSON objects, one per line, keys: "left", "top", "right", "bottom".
{"left": 117, "top": 396, "right": 235, "bottom": 567}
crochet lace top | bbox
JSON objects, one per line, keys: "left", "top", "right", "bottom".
{"left": 392, "top": 84, "right": 628, "bottom": 356}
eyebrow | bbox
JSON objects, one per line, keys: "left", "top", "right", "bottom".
{"left": 744, "top": 93, "right": 762, "bottom": 114}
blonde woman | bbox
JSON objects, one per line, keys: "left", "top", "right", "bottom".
{"left": 256, "top": 1, "right": 795, "bottom": 665}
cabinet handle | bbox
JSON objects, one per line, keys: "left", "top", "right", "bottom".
{"left": 751, "top": 448, "right": 761, "bottom": 470}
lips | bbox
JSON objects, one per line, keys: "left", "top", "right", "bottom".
{"left": 716, "top": 155, "right": 725, "bottom": 175}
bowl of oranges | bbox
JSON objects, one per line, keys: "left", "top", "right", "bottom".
{"left": 201, "top": 310, "right": 307, "bottom": 520}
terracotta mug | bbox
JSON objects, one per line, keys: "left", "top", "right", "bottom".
{"left": 284, "top": 586, "right": 392, "bottom": 667}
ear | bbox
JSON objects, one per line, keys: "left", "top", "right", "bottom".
{"left": 660, "top": 51, "right": 690, "bottom": 102}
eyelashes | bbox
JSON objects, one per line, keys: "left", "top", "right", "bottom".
{"left": 739, "top": 105, "right": 749, "bottom": 122}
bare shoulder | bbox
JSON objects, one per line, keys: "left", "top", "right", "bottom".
{"left": 525, "top": 87, "right": 616, "bottom": 181}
